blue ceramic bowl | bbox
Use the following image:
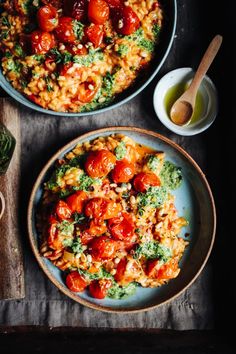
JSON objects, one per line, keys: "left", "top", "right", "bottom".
{"left": 0, "top": 1, "right": 177, "bottom": 116}
{"left": 28, "top": 127, "right": 216, "bottom": 313}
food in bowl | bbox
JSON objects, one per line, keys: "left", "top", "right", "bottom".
{"left": 38, "top": 134, "right": 188, "bottom": 300}
{"left": 0, "top": 0, "right": 163, "bottom": 113}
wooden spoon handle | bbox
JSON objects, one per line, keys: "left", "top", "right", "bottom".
{"left": 190, "top": 35, "right": 223, "bottom": 94}
{"left": 0, "top": 191, "right": 5, "bottom": 220}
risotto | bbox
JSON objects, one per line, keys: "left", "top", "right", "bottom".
{"left": 38, "top": 134, "right": 188, "bottom": 300}
{"left": 0, "top": 0, "right": 163, "bottom": 112}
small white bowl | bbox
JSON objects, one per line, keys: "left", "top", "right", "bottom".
{"left": 153, "top": 68, "right": 218, "bottom": 136}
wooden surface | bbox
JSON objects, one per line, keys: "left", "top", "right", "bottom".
{"left": 0, "top": 99, "right": 25, "bottom": 300}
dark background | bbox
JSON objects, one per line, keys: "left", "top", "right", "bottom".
{"left": 0, "top": 0, "right": 235, "bottom": 352}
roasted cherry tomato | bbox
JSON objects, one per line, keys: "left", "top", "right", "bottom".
{"left": 88, "top": 0, "right": 110, "bottom": 25}
{"left": 80, "top": 231, "right": 95, "bottom": 245}
{"left": 112, "top": 6, "right": 140, "bottom": 35}
{"left": 66, "top": 190, "right": 88, "bottom": 213}
{"left": 89, "top": 279, "right": 113, "bottom": 299}
{"left": 66, "top": 271, "right": 87, "bottom": 292}
{"left": 108, "top": 212, "right": 135, "bottom": 242}
{"left": 85, "top": 24, "right": 104, "bottom": 48}
{"left": 47, "top": 221, "right": 62, "bottom": 250}
{"left": 76, "top": 77, "right": 99, "bottom": 103}
{"left": 55, "top": 200, "right": 72, "bottom": 220}
{"left": 65, "top": 43, "right": 88, "bottom": 56}
{"left": 85, "top": 149, "right": 116, "bottom": 178}
{"left": 157, "top": 259, "right": 179, "bottom": 280}
{"left": 64, "top": 0, "right": 88, "bottom": 21}
{"left": 146, "top": 259, "right": 160, "bottom": 278}
{"left": 31, "top": 31, "right": 56, "bottom": 54}
{"left": 87, "top": 220, "right": 107, "bottom": 236}
{"left": 89, "top": 236, "right": 117, "bottom": 260}
{"left": 85, "top": 197, "right": 121, "bottom": 220}
{"left": 37, "top": 5, "right": 59, "bottom": 32}
{"left": 133, "top": 172, "right": 161, "bottom": 192}
{"left": 54, "top": 17, "right": 77, "bottom": 43}
{"left": 59, "top": 62, "right": 83, "bottom": 78}
{"left": 115, "top": 257, "right": 141, "bottom": 285}
{"left": 111, "top": 159, "right": 135, "bottom": 183}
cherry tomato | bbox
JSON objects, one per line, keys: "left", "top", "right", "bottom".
{"left": 66, "top": 271, "right": 87, "bottom": 292}
{"left": 59, "top": 62, "right": 83, "bottom": 79}
{"left": 65, "top": 43, "right": 88, "bottom": 56}
{"left": 37, "top": 5, "right": 59, "bottom": 32}
{"left": 157, "top": 259, "right": 179, "bottom": 280}
{"left": 112, "top": 6, "right": 140, "bottom": 35}
{"left": 105, "top": 0, "right": 123, "bottom": 10}
{"left": 54, "top": 17, "right": 77, "bottom": 43}
{"left": 85, "top": 197, "right": 121, "bottom": 220}
{"left": 133, "top": 172, "right": 161, "bottom": 192}
{"left": 80, "top": 231, "right": 95, "bottom": 245}
{"left": 85, "top": 24, "right": 104, "bottom": 48}
{"left": 66, "top": 190, "right": 88, "bottom": 213}
{"left": 146, "top": 259, "right": 160, "bottom": 278}
{"left": 31, "top": 31, "right": 56, "bottom": 54}
{"left": 64, "top": 0, "right": 88, "bottom": 21}
{"left": 108, "top": 212, "right": 135, "bottom": 241}
{"left": 111, "top": 159, "right": 135, "bottom": 183}
{"left": 47, "top": 222, "right": 62, "bottom": 250}
{"left": 85, "top": 149, "right": 116, "bottom": 178}
{"left": 87, "top": 220, "right": 107, "bottom": 236}
{"left": 89, "top": 236, "right": 118, "bottom": 260}
{"left": 88, "top": 0, "right": 110, "bottom": 25}
{"left": 115, "top": 257, "right": 141, "bottom": 285}
{"left": 55, "top": 200, "right": 72, "bottom": 220}
{"left": 76, "top": 77, "right": 99, "bottom": 103}
{"left": 89, "top": 279, "right": 113, "bottom": 299}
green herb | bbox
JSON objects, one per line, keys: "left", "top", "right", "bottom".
{"left": 0, "top": 29, "right": 10, "bottom": 40}
{"left": 104, "top": 36, "right": 113, "bottom": 44}
{"left": 57, "top": 221, "right": 74, "bottom": 236}
{"left": 102, "top": 72, "right": 114, "bottom": 94}
{"left": 6, "top": 59, "right": 22, "bottom": 73}
{"left": 5, "top": 51, "right": 12, "bottom": 59}
{"left": 137, "top": 186, "right": 168, "bottom": 213}
{"left": 73, "top": 20, "right": 84, "bottom": 41}
{"left": 19, "top": 79, "right": 28, "bottom": 89}
{"left": 71, "top": 237, "right": 83, "bottom": 254}
{"left": 153, "top": 23, "right": 161, "bottom": 37}
{"left": 46, "top": 164, "right": 73, "bottom": 190}
{"left": 116, "top": 44, "right": 129, "bottom": 57}
{"left": 114, "top": 141, "right": 126, "bottom": 160}
{"left": 1, "top": 16, "right": 10, "bottom": 27}
{"left": 122, "top": 192, "right": 130, "bottom": 199}
{"left": 126, "top": 28, "right": 144, "bottom": 41}
{"left": 32, "top": 54, "right": 45, "bottom": 62}
{"left": 48, "top": 48, "right": 62, "bottom": 63}
{"left": 45, "top": 76, "right": 54, "bottom": 92}
{"left": 160, "top": 161, "right": 182, "bottom": 190}
{"left": 77, "top": 173, "right": 102, "bottom": 191}
{"left": 14, "top": 44, "right": 25, "bottom": 57}
{"left": 73, "top": 212, "right": 87, "bottom": 224}
{"left": 134, "top": 241, "right": 172, "bottom": 262}
{"left": 63, "top": 52, "right": 73, "bottom": 64}
{"left": 62, "top": 238, "right": 74, "bottom": 248}
{"left": 147, "top": 155, "right": 160, "bottom": 171}
{"left": 73, "top": 49, "right": 103, "bottom": 67}
{"left": 107, "top": 282, "right": 137, "bottom": 299}
{"left": 138, "top": 38, "right": 154, "bottom": 52}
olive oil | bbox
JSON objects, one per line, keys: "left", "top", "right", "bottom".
{"left": 164, "top": 82, "right": 204, "bottom": 124}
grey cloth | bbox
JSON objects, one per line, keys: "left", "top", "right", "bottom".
{"left": 0, "top": 96, "right": 214, "bottom": 329}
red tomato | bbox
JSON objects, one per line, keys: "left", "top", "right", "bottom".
{"left": 115, "top": 257, "right": 141, "bottom": 285}
{"left": 85, "top": 24, "right": 104, "bottom": 48}
{"left": 108, "top": 212, "right": 135, "bottom": 241}
{"left": 157, "top": 259, "right": 179, "bottom": 280}
{"left": 80, "top": 231, "right": 95, "bottom": 245}
{"left": 37, "top": 5, "right": 59, "bottom": 32}
{"left": 66, "top": 271, "right": 87, "bottom": 292}
{"left": 64, "top": 0, "right": 88, "bottom": 21}
{"left": 76, "top": 77, "right": 99, "bottom": 103}
{"left": 114, "top": 257, "right": 127, "bottom": 283}
{"left": 85, "top": 149, "right": 116, "bottom": 178}
{"left": 89, "top": 236, "right": 118, "bottom": 260}
{"left": 55, "top": 200, "right": 72, "bottom": 220}
{"left": 133, "top": 172, "right": 161, "bottom": 192}
{"left": 146, "top": 259, "right": 160, "bottom": 278}
{"left": 59, "top": 62, "right": 83, "bottom": 78}
{"left": 112, "top": 6, "right": 140, "bottom": 35}
{"left": 47, "top": 222, "right": 62, "bottom": 250}
{"left": 111, "top": 159, "right": 135, "bottom": 183}
{"left": 66, "top": 190, "right": 88, "bottom": 213}
{"left": 31, "top": 31, "right": 56, "bottom": 54}
{"left": 54, "top": 17, "right": 77, "bottom": 43}
{"left": 89, "top": 279, "right": 113, "bottom": 299}
{"left": 87, "top": 220, "right": 107, "bottom": 236}
{"left": 88, "top": 0, "right": 110, "bottom": 25}
{"left": 105, "top": 0, "right": 123, "bottom": 10}
{"left": 85, "top": 197, "right": 121, "bottom": 220}
{"left": 65, "top": 43, "right": 88, "bottom": 56}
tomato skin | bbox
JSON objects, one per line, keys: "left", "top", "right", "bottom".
{"left": 115, "top": 257, "right": 141, "bottom": 285}
{"left": 47, "top": 222, "right": 62, "bottom": 250}
{"left": 80, "top": 231, "right": 95, "bottom": 245}
{"left": 114, "top": 257, "right": 127, "bottom": 283}
{"left": 54, "top": 17, "right": 76, "bottom": 43}
{"left": 31, "top": 31, "right": 56, "bottom": 54}
{"left": 66, "top": 271, "right": 87, "bottom": 292}
{"left": 65, "top": 43, "right": 88, "bottom": 56}
{"left": 108, "top": 212, "right": 135, "bottom": 242}
{"left": 111, "top": 159, "right": 135, "bottom": 183}
{"left": 55, "top": 200, "right": 72, "bottom": 220}
{"left": 85, "top": 197, "right": 121, "bottom": 220}
{"left": 64, "top": 0, "right": 88, "bottom": 21}
{"left": 133, "top": 172, "right": 161, "bottom": 192}
{"left": 89, "top": 235, "right": 117, "bottom": 260}
{"left": 85, "top": 149, "right": 116, "bottom": 178}
{"left": 88, "top": 0, "right": 110, "bottom": 25}
{"left": 157, "top": 259, "right": 179, "bottom": 280}
{"left": 76, "top": 78, "right": 98, "bottom": 103}
{"left": 146, "top": 259, "right": 159, "bottom": 278}
{"left": 89, "top": 279, "right": 113, "bottom": 299}
{"left": 37, "top": 5, "right": 59, "bottom": 32}
{"left": 87, "top": 220, "right": 107, "bottom": 236}
{"left": 85, "top": 24, "right": 104, "bottom": 48}
{"left": 66, "top": 190, "right": 88, "bottom": 213}
{"left": 112, "top": 6, "right": 140, "bottom": 35}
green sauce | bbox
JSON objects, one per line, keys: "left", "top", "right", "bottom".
{"left": 164, "top": 82, "right": 204, "bottom": 124}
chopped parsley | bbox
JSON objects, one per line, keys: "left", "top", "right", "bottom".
{"left": 147, "top": 155, "right": 160, "bottom": 171}
{"left": 160, "top": 161, "right": 182, "bottom": 190}
{"left": 32, "top": 54, "right": 45, "bottom": 62}
{"left": 114, "top": 141, "right": 126, "bottom": 160}
{"left": 137, "top": 186, "right": 168, "bottom": 213}
{"left": 1, "top": 16, "right": 10, "bottom": 28}
{"left": 73, "top": 212, "right": 87, "bottom": 224}
{"left": 77, "top": 173, "right": 102, "bottom": 191}
{"left": 153, "top": 23, "right": 161, "bottom": 37}
{"left": 73, "top": 20, "right": 84, "bottom": 41}
{"left": 73, "top": 48, "right": 103, "bottom": 67}
{"left": 45, "top": 76, "right": 54, "bottom": 92}
{"left": 57, "top": 220, "right": 74, "bottom": 236}
{"left": 6, "top": 59, "right": 22, "bottom": 73}
{"left": 71, "top": 237, "right": 83, "bottom": 254}
{"left": 138, "top": 38, "right": 155, "bottom": 52}
{"left": 0, "top": 29, "right": 10, "bottom": 40}
{"left": 62, "top": 238, "right": 74, "bottom": 248}
{"left": 116, "top": 44, "right": 129, "bottom": 57}
{"left": 104, "top": 36, "right": 113, "bottom": 44}
{"left": 102, "top": 72, "right": 114, "bottom": 94}
{"left": 14, "top": 44, "right": 25, "bottom": 57}
{"left": 134, "top": 241, "right": 172, "bottom": 262}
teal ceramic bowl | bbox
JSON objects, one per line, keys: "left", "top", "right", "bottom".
{"left": 28, "top": 127, "right": 216, "bottom": 313}
{"left": 0, "top": 1, "right": 177, "bottom": 117}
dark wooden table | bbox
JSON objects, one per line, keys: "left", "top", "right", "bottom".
{"left": 0, "top": 0, "right": 235, "bottom": 352}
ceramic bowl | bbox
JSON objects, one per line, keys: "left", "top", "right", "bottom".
{"left": 0, "top": 1, "right": 177, "bottom": 116}
{"left": 28, "top": 127, "right": 216, "bottom": 313}
{"left": 153, "top": 68, "right": 218, "bottom": 136}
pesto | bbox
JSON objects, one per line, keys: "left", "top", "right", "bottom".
{"left": 107, "top": 282, "right": 137, "bottom": 299}
{"left": 137, "top": 186, "right": 168, "bottom": 212}
{"left": 134, "top": 241, "right": 172, "bottom": 262}
{"left": 57, "top": 220, "right": 74, "bottom": 236}
{"left": 147, "top": 155, "right": 160, "bottom": 171}
{"left": 116, "top": 44, "right": 129, "bottom": 57}
{"left": 160, "top": 161, "right": 182, "bottom": 190}
{"left": 114, "top": 141, "right": 126, "bottom": 160}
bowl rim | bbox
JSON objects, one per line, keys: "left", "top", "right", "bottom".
{"left": 27, "top": 126, "right": 216, "bottom": 313}
{"left": 0, "top": 0, "right": 177, "bottom": 117}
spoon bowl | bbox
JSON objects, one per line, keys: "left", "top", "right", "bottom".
{"left": 170, "top": 101, "right": 193, "bottom": 126}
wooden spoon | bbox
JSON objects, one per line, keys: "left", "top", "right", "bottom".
{"left": 170, "top": 35, "right": 223, "bottom": 126}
